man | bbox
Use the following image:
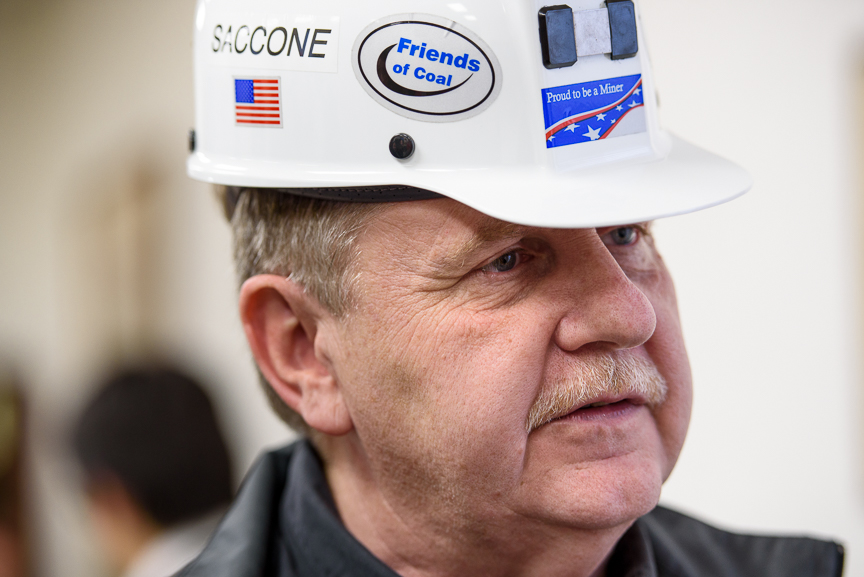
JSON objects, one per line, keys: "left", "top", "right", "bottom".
{"left": 180, "top": 1, "right": 844, "bottom": 575}
{"left": 73, "top": 368, "right": 233, "bottom": 577}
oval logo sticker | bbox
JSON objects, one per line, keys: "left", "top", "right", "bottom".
{"left": 352, "top": 14, "right": 502, "bottom": 122}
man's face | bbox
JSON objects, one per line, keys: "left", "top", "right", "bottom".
{"left": 321, "top": 198, "right": 691, "bottom": 534}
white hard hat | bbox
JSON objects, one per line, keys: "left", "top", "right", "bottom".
{"left": 188, "top": 0, "right": 751, "bottom": 227}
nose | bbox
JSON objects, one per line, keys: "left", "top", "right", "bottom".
{"left": 552, "top": 234, "right": 657, "bottom": 352}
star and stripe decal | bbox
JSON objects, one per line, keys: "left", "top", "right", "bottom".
{"left": 541, "top": 74, "right": 646, "bottom": 148}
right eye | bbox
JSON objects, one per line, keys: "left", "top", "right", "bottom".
{"left": 481, "top": 251, "right": 522, "bottom": 273}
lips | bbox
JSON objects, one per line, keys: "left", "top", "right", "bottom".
{"left": 555, "top": 394, "right": 648, "bottom": 423}
{"left": 584, "top": 400, "right": 616, "bottom": 408}
{"left": 581, "top": 393, "right": 647, "bottom": 410}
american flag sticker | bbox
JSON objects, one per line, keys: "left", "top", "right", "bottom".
{"left": 234, "top": 77, "right": 282, "bottom": 127}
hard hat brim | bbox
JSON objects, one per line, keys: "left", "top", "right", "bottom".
{"left": 410, "top": 132, "right": 752, "bottom": 228}
{"left": 188, "top": 131, "right": 750, "bottom": 228}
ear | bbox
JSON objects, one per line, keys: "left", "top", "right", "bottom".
{"left": 239, "top": 275, "right": 353, "bottom": 436}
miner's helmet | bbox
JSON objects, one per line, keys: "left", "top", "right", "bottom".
{"left": 187, "top": 0, "right": 750, "bottom": 227}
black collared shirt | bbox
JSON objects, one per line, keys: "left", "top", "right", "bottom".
{"left": 177, "top": 441, "right": 844, "bottom": 577}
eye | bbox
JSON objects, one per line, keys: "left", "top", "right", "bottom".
{"left": 608, "top": 226, "right": 639, "bottom": 246}
{"left": 481, "top": 251, "right": 522, "bottom": 273}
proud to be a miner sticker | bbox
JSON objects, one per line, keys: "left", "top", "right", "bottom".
{"left": 352, "top": 14, "right": 502, "bottom": 122}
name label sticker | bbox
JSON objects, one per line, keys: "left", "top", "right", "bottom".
{"left": 352, "top": 14, "right": 502, "bottom": 122}
{"left": 209, "top": 15, "right": 340, "bottom": 73}
{"left": 542, "top": 74, "right": 645, "bottom": 148}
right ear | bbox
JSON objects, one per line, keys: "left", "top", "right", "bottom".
{"left": 238, "top": 275, "right": 353, "bottom": 436}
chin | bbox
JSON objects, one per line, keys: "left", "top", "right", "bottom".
{"left": 514, "top": 449, "right": 665, "bottom": 531}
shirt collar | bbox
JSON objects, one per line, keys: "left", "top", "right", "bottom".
{"left": 277, "top": 441, "right": 400, "bottom": 576}
{"left": 606, "top": 517, "right": 659, "bottom": 577}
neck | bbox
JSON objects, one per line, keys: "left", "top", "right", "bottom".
{"left": 318, "top": 434, "right": 629, "bottom": 577}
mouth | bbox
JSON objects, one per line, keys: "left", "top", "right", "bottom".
{"left": 552, "top": 395, "right": 647, "bottom": 424}
{"left": 525, "top": 352, "right": 669, "bottom": 432}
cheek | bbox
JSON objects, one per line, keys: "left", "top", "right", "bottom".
{"left": 641, "top": 272, "right": 692, "bottom": 478}
{"left": 358, "top": 302, "right": 539, "bottom": 407}
{"left": 338, "top": 302, "right": 553, "bottom": 491}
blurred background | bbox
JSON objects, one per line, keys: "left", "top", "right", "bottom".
{"left": 1, "top": 0, "right": 863, "bottom": 575}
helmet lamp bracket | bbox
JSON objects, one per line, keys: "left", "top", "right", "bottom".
{"left": 538, "top": 1, "right": 638, "bottom": 69}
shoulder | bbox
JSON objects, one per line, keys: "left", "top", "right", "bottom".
{"left": 641, "top": 506, "right": 844, "bottom": 577}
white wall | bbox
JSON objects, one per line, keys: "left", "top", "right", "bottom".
{"left": 1, "top": 0, "right": 863, "bottom": 575}
{"left": 0, "top": 2, "right": 293, "bottom": 575}
{"left": 642, "top": 0, "right": 864, "bottom": 574}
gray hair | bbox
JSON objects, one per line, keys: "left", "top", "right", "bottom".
{"left": 219, "top": 186, "right": 382, "bottom": 434}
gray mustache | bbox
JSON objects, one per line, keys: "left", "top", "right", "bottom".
{"left": 526, "top": 353, "right": 668, "bottom": 432}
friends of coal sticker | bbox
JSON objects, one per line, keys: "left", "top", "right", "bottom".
{"left": 542, "top": 74, "right": 645, "bottom": 148}
{"left": 352, "top": 14, "right": 502, "bottom": 122}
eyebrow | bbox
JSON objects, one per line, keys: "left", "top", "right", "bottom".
{"left": 430, "top": 220, "right": 527, "bottom": 273}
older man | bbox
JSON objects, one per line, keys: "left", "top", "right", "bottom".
{"left": 180, "top": 1, "right": 843, "bottom": 575}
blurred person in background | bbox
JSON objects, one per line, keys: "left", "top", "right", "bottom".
{"left": 72, "top": 368, "right": 233, "bottom": 577}
{"left": 0, "top": 385, "right": 28, "bottom": 577}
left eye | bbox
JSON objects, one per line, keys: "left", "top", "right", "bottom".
{"left": 481, "top": 251, "right": 521, "bottom": 273}
{"left": 608, "top": 227, "right": 639, "bottom": 246}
